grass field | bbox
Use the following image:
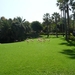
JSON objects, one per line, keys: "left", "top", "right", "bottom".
{"left": 0, "top": 36, "right": 75, "bottom": 75}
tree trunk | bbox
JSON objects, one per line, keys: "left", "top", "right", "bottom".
{"left": 61, "top": 10, "right": 64, "bottom": 37}
{"left": 56, "top": 18, "right": 58, "bottom": 38}
{"left": 47, "top": 25, "right": 49, "bottom": 38}
{"left": 73, "top": 17, "right": 74, "bottom": 30}
{"left": 73, "top": 13, "right": 75, "bottom": 30}
{"left": 64, "top": 10, "right": 68, "bottom": 40}
{"left": 74, "top": 19, "right": 75, "bottom": 30}
{"left": 61, "top": 10, "right": 62, "bottom": 18}
{"left": 62, "top": 10, "right": 65, "bottom": 37}
{"left": 66, "top": 4, "right": 70, "bottom": 40}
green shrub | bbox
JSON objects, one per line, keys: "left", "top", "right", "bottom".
{"left": 69, "top": 33, "right": 75, "bottom": 41}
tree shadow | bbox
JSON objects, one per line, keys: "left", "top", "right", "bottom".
{"left": 60, "top": 49, "right": 75, "bottom": 59}
{"left": 59, "top": 40, "right": 75, "bottom": 47}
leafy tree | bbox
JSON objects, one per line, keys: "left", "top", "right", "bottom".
{"left": 31, "top": 21, "right": 43, "bottom": 33}
{"left": 23, "top": 21, "right": 31, "bottom": 33}
{"left": 0, "top": 17, "right": 12, "bottom": 43}
{"left": 0, "top": 17, "right": 27, "bottom": 43}
{"left": 71, "top": 1, "right": 75, "bottom": 30}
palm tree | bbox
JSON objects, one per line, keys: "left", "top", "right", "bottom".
{"left": 56, "top": 0, "right": 74, "bottom": 40}
{"left": 0, "top": 17, "right": 12, "bottom": 43}
{"left": 71, "top": 1, "right": 75, "bottom": 30}
{"left": 43, "top": 13, "right": 51, "bottom": 38}
{"left": 57, "top": 2, "right": 65, "bottom": 37}
{"left": 12, "top": 17, "right": 26, "bottom": 41}
{"left": 57, "top": 1, "right": 63, "bottom": 18}
{"left": 52, "top": 12, "right": 60, "bottom": 38}
{"left": 57, "top": 0, "right": 67, "bottom": 39}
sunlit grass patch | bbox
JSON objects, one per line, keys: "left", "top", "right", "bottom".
{"left": 0, "top": 36, "right": 75, "bottom": 75}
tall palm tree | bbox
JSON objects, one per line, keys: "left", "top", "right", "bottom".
{"left": 57, "top": 0, "right": 67, "bottom": 39}
{"left": 56, "top": 0, "right": 74, "bottom": 40}
{"left": 52, "top": 12, "right": 60, "bottom": 38}
{"left": 43, "top": 13, "right": 51, "bottom": 38}
{"left": 57, "top": 2, "right": 65, "bottom": 37}
{"left": 57, "top": 1, "right": 63, "bottom": 18}
{"left": 71, "top": 1, "right": 75, "bottom": 30}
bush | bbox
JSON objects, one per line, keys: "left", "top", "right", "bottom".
{"left": 69, "top": 33, "right": 75, "bottom": 41}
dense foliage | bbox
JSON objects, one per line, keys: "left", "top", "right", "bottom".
{"left": 0, "top": 17, "right": 44, "bottom": 43}
{"left": 31, "top": 21, "right": 43, "bottom": 33}
{"left": 0, "top": 0, "right": 75, "bottom": 43}
{"left": 0, "top": 17, "right": 30, "bottom": 43}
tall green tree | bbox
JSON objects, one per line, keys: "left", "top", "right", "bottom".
{"left": 43, "top": 13, "right": 51, "bottom": 38}
{"left": 0, "top": 17, "right": 12, "bottom": 43}
{"left": 56, "top": 0, "right": 74, "bottom": 40}
{"left": 57, "top": 1, "right": 65, "bottom": 37}
{"left": 71, "top": 1, "right": 75, "bottom": 30}
{"left": 52, "top": 12, "right": 60, "bottom": 37}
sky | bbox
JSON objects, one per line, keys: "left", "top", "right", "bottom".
{"left": 0, "top": 0, "right": 60, "bottom": 22}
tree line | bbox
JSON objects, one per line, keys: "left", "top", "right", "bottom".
{"left": 0, "top": 17, "right": 43, "bottom": 43}
{"left": 56, "top": 0, "right": 75, "bottom": 41}
{"left": 0, "top": 13, "right": 64, "bottom": 43}
{"left": 0, "top": 0, "right": 75, "bottom": 43}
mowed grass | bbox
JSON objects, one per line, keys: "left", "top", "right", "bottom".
{"left": 0, "top": 36, "right": 75, "bottom": 75}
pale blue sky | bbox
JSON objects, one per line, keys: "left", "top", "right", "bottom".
{"left": 0, "top": 0, "right": 60, "bottom": 22}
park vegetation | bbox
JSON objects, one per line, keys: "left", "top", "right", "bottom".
{"left": 0, "top": 0, "right": 75, "bottom": 43}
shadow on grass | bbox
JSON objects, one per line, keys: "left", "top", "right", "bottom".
{"left": 60, "top": 49, "right": 75, "bottom": 59}
{"left": 59, "top": 40, "right": 75, "bottom": 47}
{"left": 59, "top": 38, "right": 75, "bottom": 59}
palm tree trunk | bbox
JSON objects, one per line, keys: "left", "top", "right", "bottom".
{"left": 61, "top": 10, "right": 64, "bottom": 37}
{"left": 64, "top": 10, "right": 68, "bottom": 40}
{"left": 61, "top": 10, "right": 62, "bottom": 18}
{"left": 62, "top": 10, "right": 65, "bottom": 37}
{"left": 73, "top": 17, "right": 74, "bottom": 29}
{"left": 74, "top": 19, "right": 75, "bottom": 30}
{"left": 47, "top": 25, "right": 49, "bottom": 38}
{"left": 56, "top": 18, "right": 58, "bottom": 38}
{"left": 73, "top": 13, "right": 75, "bottom": 30}
{"left": 66, "top": 4, "right": 70, "bottom": 40}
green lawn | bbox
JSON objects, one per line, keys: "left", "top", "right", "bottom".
{"left": 0, "top": 36, "right": 75, "bottom": 75}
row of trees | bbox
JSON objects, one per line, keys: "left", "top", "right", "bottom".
{"left": 0, "top": 11, "right": 75, "bottom": 43}
{"left": 42, "top": 0, "right": 75, "bottom": 40}
{"left": 0, "top": 13, "right": 63, "bottom": 43}
{"left": 43, "top": 12, "right": 61, "bottom": 38}
{"left": 56, "top": 0, "right": 75, "bottom": 40}
{"left": 0, "top": 0, "right": 75, "bottom": 43}
{"left": 0, "top": 17, "right": 43, "bottom": 43}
